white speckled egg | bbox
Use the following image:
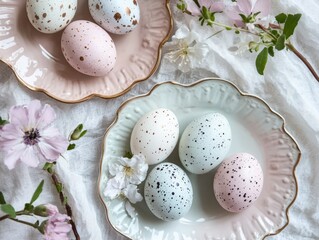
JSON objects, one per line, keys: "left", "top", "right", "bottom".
{"left": 214, "top": 153, "right": 264, "bottom": 213}
{"left": 61, "top": 20, "right": 117, "bottom": 77}
{"left": 88, "top": 0, "right": 140, "bottom": 35}
{"left": 130, "top": 108, "right": 179, "bottom": 165}
{"left": 144, "top": 163, "right": 193, "bottom": 221}
{"left": 26, "top": 0, "right": 77, "bottom": 34}
{"left": 179, "top": 113, "right": 232, "bottom": 174}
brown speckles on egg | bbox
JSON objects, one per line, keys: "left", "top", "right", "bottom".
{"left": 132, "top": 19, "right": 138, "bottom": 25}
{"left": 125, "top": 7, "right": 131, "bottom": 15}
{"left": 114, "top": 12, "right": 121, "bottom": 21}
{"left": 61, "top": 20, "right": 116, "bottom": 77}
{"left": 26, "top": 0, "right": 77, "bottom": 34}
{"left": 133, "top": 0, "right": 137, "bottom": 5}
{"left": 88, "top": 0, "right": 140, "bottom": 34}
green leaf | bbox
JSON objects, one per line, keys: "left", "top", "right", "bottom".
{"left": 24, "top": 203, "right": 34, "bottom": 212}
{"left": 63, "top": 196, "right": 68, "bottom": 205}
{"left": 255, "top": 48, "right": 268, "bottom": 75}
{"left": 225, "top": 26, "right": 232, "bottom": 30}
{"left": 270, "top": 30, "right": 280, "bottom": 38}
{"left": 268, "top": 46, "right": 275, "bottom": 57}
{"left": 0, "top": 192, "right": 6, "bottom": 204}
{"left": 79, "top": 130, "right": 87, "bottom": 138}
{"left": 0, "top": 117, "right": 8, "bottom": 126}
{"left": 283, "top": 14, "right": 302, "bottom": 39}
{"left": 56, "top": 183, "right": 63, "bottom": 193}
{"left": 30, "top": 180, "right": 44, "bottom": 204}
{"left": 202, "top": 6, "right": 210, "bottom": 19}
{"left": 0, "top": 204, "right": 16, "bottom": 218}
{"left": 124, "top": 152, "right": 133, "bottom": 159}
{"left": 275, "top": 13, "right": 287, "bottom": 23}
{"left": 43, "top": 162, "right": 55, "bottom": 174}
{"left": 275, "top": 34, "right": 286, "bottom": 50}
{"left": 239, "top": 14, "right": 248, "bottom": 23}
{"left": 67, "top": 143, "right": 76, "bottom": 151}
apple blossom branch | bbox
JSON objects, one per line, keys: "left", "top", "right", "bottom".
{"left": 177, "top": 0, "right": 319, "bottom": 82}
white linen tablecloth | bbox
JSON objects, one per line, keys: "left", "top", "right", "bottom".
{"left": 1, "top": 0, "right": 319, "bottom": 239}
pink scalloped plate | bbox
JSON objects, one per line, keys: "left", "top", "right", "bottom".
{"left": 0, "top": 0, "right": 172, "bottom": 103}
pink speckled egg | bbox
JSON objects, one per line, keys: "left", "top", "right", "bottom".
{"left": 61, "top": 20, "right": 116, "bottom": 77}
{"left": 213, "top": 153, "right": 263, "bottom": 213}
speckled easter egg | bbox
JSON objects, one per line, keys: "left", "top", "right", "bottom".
{"left": 61, "top": 20, "right": 117, "bottom": 76}
{"left": 179, "top": 113, "right": 232, "bottom": 174}
{"left": 213, "top": 153, "right": 264, "bottom": 212}
{"left": 26, "top": 0, "right": 77, "bottom": 34}
{"left": 88, "top": 0, "right": 140, "bottom": 34}
{"left": 144, "top": 163, "right": 193, "bottom": 221}
{"left": 130, "top": 108, "right": 179, "bottom": 165}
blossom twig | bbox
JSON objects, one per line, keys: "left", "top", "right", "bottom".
{"left": 50, "top": 169, "right": 80, "bottom": 240}
{"left": 286, "top": 42, "right": 319, "bottom": 82}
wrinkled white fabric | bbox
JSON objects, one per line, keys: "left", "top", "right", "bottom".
{"left": 0, "top": 0, "right": 319, "bottom": 239}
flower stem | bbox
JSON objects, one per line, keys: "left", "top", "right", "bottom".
{"left": 286, "top": 42, "right": 319, "bottom": 82}
{"left": 207, "top": 20, "right": 257, "bottom": 35}
{"left": 50, "top": 172, "right": 80, "bottom": 240}
{"left": 9, "top": 218, "right": 39, "bottom": 230}
{"left": 0, "top": 210, "right": 30, "bottom": 221}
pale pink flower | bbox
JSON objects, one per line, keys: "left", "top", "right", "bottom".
{"left": 0, "top": 100, "right": 68, "bottom": 169}
{"left": 44, "top": 213, "right": 71, "bottom": 240}
{"left": 45, "top": 204, "right": 59, "bottom": 216}
{"left": 185, "top": 0, "right": 225, "bottom": 16}
{"left": 226, "top": 0, "right": 271, "bottom": 27}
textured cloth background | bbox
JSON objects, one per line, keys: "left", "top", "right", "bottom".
{"left": 1, "top": 0, "right": 319, "bottom": 239}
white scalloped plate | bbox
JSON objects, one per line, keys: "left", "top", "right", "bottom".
{"left": 98, "top": 78, "right": 300, "bottom": 240}
{"left": 0, "top": 0, "right": 172, "bottom": 103}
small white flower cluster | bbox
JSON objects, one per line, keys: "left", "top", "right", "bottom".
{"left": 164, "top": 21, "right": 209, "bottom": 73}
{"left": 103, "top": 154, "right": 148, "bottom": 218}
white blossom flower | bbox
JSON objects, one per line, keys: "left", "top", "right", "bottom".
{"left": 122, "top": 184, "right": 143, "bottom": 204}
{"left": 125, "top": 201, "right": 137, "bottom": 218}
{"left": 164, "top": 24, "right": 209, "bottom": 73}
{"left": 103, "top": 176, "right": 124, "bottom": 200}
{"left": 108, "top": 154, "right": 148, "bottom": 185}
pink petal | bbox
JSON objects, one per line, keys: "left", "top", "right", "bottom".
{"left": 211, "top": 2, "right": 225, "bottom": 12}
{"left": 185, "top": 0, "right": 201, "bottom": 16}
{"left": 27, "top": 100, "right": 42, "bottom": 127}
{"left": 225, "top": 5, "right": 245, "bottom": 26}
{"left": 4, "top": 143, "right": 26, "bottom": 170}
{"left": 237, "top": 0, "right": 253, "bottom": 15}
{"left": 9, "top": 105, "right": 28, "bottom": 130}
{"left": 37, "top": 138, "right": 66, "bottom": 161}
{"left": 253, "top": 0, "right": 271, "bottom": 17}
{"left": 0, "top": 124, "right": 24, "bottom": 139}
{"left": 20, "top": 146, "right": 40, "bottom": 168}
{"left": 36, "top": 104, "right": 56, "bottom": 130}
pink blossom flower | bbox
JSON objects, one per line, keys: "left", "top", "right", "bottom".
{"left": 44, "top": 213, "right": 71, "bottom": 240}
{"left": 45, "top": 204, "right": 59, "bottom": 216}
{"left": 185, "top": 0, "right": 225, "bottom": 16}
{"left": 34, "top": 204, "right": 59, "bottom": 217}
{"left": 0, "top": 100, "right": 68, "bottom": 169}
{"left": 226, "top": 0, "right": 271, "bottom": 27}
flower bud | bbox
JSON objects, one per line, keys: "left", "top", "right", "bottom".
{"left": 70, "top": 124, "right": 86, "bottom": 140}
{"left": 34, "top": 204, "right": 58, "bottom": 217}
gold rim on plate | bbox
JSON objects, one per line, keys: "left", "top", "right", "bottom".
{"left": 97, "top": 77, "right": 301, "bottom": 240}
